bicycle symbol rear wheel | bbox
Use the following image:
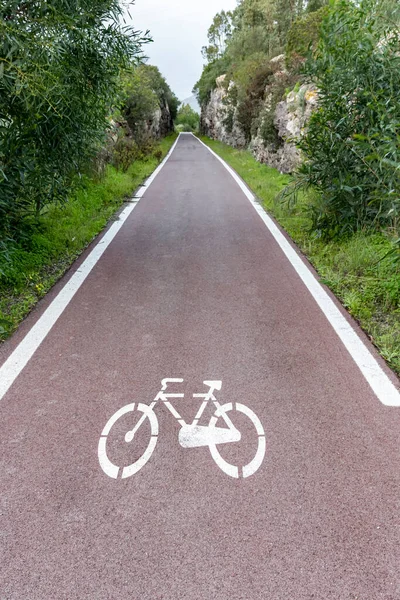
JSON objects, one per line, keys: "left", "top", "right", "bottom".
{"left": 208, "top": 403, "right": 266, "bottom": 478}
{"left": 98, "top": 403, "right": 158, "bottom": 479}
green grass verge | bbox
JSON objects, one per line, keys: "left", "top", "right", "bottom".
{"left": 0, "top": 133, "right": 178, "bottom": 342}
{"left": 199, "top": 135, "right": 400, "bottom": 376}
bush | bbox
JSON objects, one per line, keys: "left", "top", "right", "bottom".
{"left": 175, "top": 104, "right": 200, "bottom": 132}
{"left": 230, "top": 59, "right": 274, "bottom": 142}
{"left": 113, "top": 136, "right": 140, "bottom": 172}
{"left": 292, "top": 0, "right": 400, "bottom": 236}
{"left": 121, "top": 66, "right": 159, "bottom": 139}
{"left": 0, "top": 0, "right": 148, "bottom": 243}
{"left": 120, "top": 64, "right": 179, "bottom": 143}
{"left": 286, "top": 6, "right": 329, "bottom": 70}
{"left": 175, "top": 124, "right": 192, "bottom": 133}
{"left": 193, "top": 57, "right": 229, "bottom": 106}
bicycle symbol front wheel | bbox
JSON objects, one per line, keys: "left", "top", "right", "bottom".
{"left": 208, "top": 403, "right": 266, "bottom": 479}
{"left": 98, "top": 403, "right": 158, "bottom": 479}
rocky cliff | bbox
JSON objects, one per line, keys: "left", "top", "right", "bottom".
{"left": 147, "top": 99, "right": 174, "bottom": 139}
{"left": 201, "top": 75, "right": 247, "bottom": 149}
{"left": 201, "top": 57, "right": 318, "bottom": 173}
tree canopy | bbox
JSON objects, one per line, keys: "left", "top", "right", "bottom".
{"left": 175, "top": 104, "right": 200, "bottom": 132}
{"left": 0, "top": 0, "right": 149, "bottom": 241}
{"left": 194, "top": 0, "right": 329, "bottom": 106}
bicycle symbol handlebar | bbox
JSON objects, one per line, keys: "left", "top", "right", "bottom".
{"left": 161, "top": 378, "right": 184, "bottom": 390}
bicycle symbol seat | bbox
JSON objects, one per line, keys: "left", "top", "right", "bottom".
{"left": 98, "top": 379, "right": 266, "bottom": 480}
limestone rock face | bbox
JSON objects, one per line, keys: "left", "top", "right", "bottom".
{"left": 201, "top": 75, "right": 246, "bottom": 149}
{"left": 251, "top": 83, "right": 318, "bottom": 173}
{"left": 200, "top": 58, "right": 318, "bottom": 174}
{"left": 147, "top": 100, "right": 173, "bottom": 139}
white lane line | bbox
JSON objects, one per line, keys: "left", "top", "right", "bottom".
{"left": 194, "top": 134, "right": 400, "bottom": 408}
{"left": 133, "top": 186, "right": 147, "bottom": 199}
{"left": 0, "top": 135, "right": 181, "bottom": 402}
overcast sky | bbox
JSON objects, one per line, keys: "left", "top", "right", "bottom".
{"left": 127, "top": 0, "right": 238, "bottom": 100}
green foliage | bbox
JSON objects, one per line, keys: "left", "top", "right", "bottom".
{"left": 377, "top": 0, "right": 400, "bottom": 24}
{"left": 226, "top": 24, "right": 278, "bottom": 63}
{"left": 0, "top": 0, "right": 149, "bottom": 243}
{"left": 196, "top": 0, "right": 329, "bottom": 109}
{"left": 167, "top": 94, "right": 180, "bottom": 123}
{"left": 259, "top": 107, "right": 279, "bottom": 146}
{"left": 233, "top": 61, "right": 275, "bottom": 142}
{"left": 258, "top": 70, "right": 299, "bottom": 146}
{"left": 274, "top": 0, "right": 306, "bottom": 44}
{"left": 140, "top": 64, "right": 180, "bottom": 121}
{"left": 195, "top": 0, "right": 313, "bottom": 132}
{"left": 222, "top": 54, "right": 299, "bottom": 145}
{"left": 120, "top": 64, "right": 179, "bottom": 142}
{"left": 291, "top": 0, "right": 400, "bottom": 236}
{"left": 202, "top": 10, "right": 233, "bottom": 63}
{"left": 286, "top": 6, "right": 328, "bottom": 69}
{"left": 175, "top": 104, "right": 200, "bottom": 132}
{"left": 193, "top": 57, "right": 229, "bottom": 106}
{"left": 306, "top": 0, "right": 329, "bottom": 11}
{"left": 194, "top": 0, "right": 284, "bottom": 107}
{"left": 228, "top": 54, "right": 269, "bottom": 93}
{"left": 222, "top": 84, "right": 239, "bottom": 133}
{"left": 113, "top": 135, "right": 141, "bottom": 172}
{"left": 120, "top": 66, "right": 159, "bottom": 138}
{"left": 0, "top": 133, "right": 177, "bottom": 340}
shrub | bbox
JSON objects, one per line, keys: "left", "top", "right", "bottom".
{"left": 175, "top": 104, "right": 200, "bottom": 132}
{"left": 286, "top": 6, "right": 329, "bottom": 70}
{"left": 120, "top": 64, "right": 178, "bottom": 143}
{"left": 292, "top": 0, "right": 400, "bottom": 236}
{"left": 233, "top": 60, "right": 274, "bottom": 142}
{"left": 222, "top": 103, "right": 236, "bottom": 134}
{"left": 121, "top": 66, "right": 159, "bottom": 138}
{"left": 113, "top": 137, "right": 140, "bottom": 172}
{"left": 193, "top": 56, "right": 229, "bottom": 106}
{"left": 0, "top": 0, "right": 148, "bottom": 243}
{"left": 176, "top": 124, "right": 193, "bottom": 133}
{"left": 258, "top": 70, "right": 300, "bottom": 146}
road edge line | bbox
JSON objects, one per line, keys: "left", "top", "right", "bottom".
{"left": 194, "top": 134, "right": 400, "bottom": 408}
{"left": 0, "top": 134, "right": 181, "bottom": 402}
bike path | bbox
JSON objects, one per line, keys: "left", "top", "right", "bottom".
{"left": 1, "top": 134, "right": 400, "bottom": 599}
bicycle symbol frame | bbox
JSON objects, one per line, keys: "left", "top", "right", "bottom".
{"left": 98, "top": 379, "right": 266, "bottom": 479}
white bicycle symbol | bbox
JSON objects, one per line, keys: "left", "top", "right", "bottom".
{"left": 98, "top": 379, "right": 266, "bottom": 480}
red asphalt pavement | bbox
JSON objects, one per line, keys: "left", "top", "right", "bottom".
{"left": 1, "top": 134, "right": 400, "bottom": 599}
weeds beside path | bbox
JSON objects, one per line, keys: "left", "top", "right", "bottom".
{"left": 199, "top": 135, "right": 400, "bottom": 377}
{"left": 0, "top": 134, "right": 178, "bottom": 343}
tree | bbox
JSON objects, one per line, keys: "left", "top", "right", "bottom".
{"left": 202, "top": 10, "right": 233, "bottom": 63}
{"left": 195, "top": 0, "right": 308, "bottom": 109}
{"left": 293, "top": 0, "right": 400, "bottom": 235}
{"left": 121, "top": 66, "right": 159, "bottom": 137}
{"left": 286, "top": 5, "right": 329, "bottom": 68}
{"left": 242, "top": 0, "right": 273, "bottom": 27}
{"left": 175, "top": 104, "right": 200, "bottom": 132}
{"left": 0, "top": 0, "right": 149, "bottom": 241}
{"left": 121, "top": 64, "right": 179, "bottom": 140}
{"left": 193, "top": 56, "right": 229, "bottom": 106}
